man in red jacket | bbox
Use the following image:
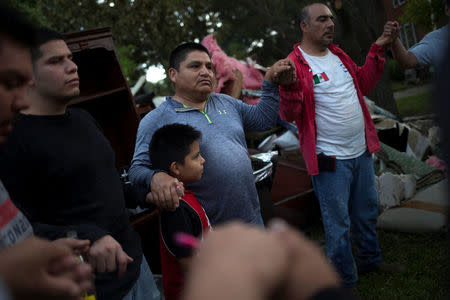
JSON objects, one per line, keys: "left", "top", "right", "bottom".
{"left": 279, "top": 3, "right": 401, "bottom": 290}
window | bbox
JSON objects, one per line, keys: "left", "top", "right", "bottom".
{"left": 399, "top": 23, "right": 418, "bottom": 49}
{"left": 392, "top": 0, "right": 407, "bottom": 8}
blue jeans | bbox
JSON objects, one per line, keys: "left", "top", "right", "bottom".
{"left": 311, "top": 151, "right": 381, "bottom": 287}
{"left": 255, "top": 210, "right": 265, "bottom": 228}
{"left": 123, "top": 256, "right": 161, "bottom": 300}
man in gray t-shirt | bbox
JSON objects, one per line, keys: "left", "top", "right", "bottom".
{"left": 129, "top": 42, "right": 296, "bottom": 226}
{"left": 389, "top": 0, "right": 449, "bottom": 69}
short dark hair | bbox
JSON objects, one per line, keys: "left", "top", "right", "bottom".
{"left": 297, "top": 6, "right": 311, "bottom": 27}
{"left": 0, "top": 3, "right": 35, "bottom": 50}
{"left": 31, "top": 28, "right": 64, "bottom": 64}
{"left": 169, "top": 42, "right": 210, "bottom": 70}
{"left": 149, "top": 123, "right": 202, "bottom": 172}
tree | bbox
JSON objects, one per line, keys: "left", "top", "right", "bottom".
{"left": 12, "top": 0, "right": 399, "bottom": 113}
{"left": 211, "top": 0, "right": 399, "bottom": 114}
{"left": 401, "top": 0, "right": 447, "bottom": 31}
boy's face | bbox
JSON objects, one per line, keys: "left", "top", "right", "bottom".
{"left": 177, "top": 140, "right": 205, "bottom": 183}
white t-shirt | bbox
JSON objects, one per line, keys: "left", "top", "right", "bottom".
{"left": 299, "top": 46, "right": 366, "bottom": 159}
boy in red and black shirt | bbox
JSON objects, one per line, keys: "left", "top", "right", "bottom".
{"left": 149, "top": 123, "right": 211, "bottom": 300}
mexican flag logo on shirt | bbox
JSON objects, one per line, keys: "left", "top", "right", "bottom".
{"left": 313, "top": 72, "right": 329, "bottom": 85}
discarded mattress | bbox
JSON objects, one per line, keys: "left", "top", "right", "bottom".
{"left": 377, "top": 179, "right": 448, "bottom": 233}
{"left": 376, "top": 173, "right": 416, "bottom": 213}
{"left": 377, "top": 207, "right": 446, "bottom": 233}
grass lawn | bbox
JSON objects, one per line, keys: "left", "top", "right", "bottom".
{"left": 358, "top": 230, "right": 448, "bottom": 300}
{"left": 391, "top": 81, "right": 411, "bottom": 93}
{"left": 396, "top": 92, "right": 433, "bottom": 117}
{"left": 306, "top": 223, "right": 448, "bottom": 299}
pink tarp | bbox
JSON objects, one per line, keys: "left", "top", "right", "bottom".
{"left": 201, "top": 34, "right": 264, "bottom": 105}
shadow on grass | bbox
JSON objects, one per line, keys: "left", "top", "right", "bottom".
{"left": 304, "top": 221, "right": 449, "bottom": 300}
{"left": 358, "top": 230, "right": 448, "bottom": 300}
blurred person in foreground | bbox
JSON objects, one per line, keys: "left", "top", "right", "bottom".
{"left": 182, "top": 221, "right": 358, "bottom": 300}
{"left": 0, "top": 3, "right": 92, "bottom": 300}
{"left": 0, "top": 27, "right": 160, "bottom": 300}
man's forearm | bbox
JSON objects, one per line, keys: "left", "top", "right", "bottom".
{"left": 128, "top": 162, "right": 154, "bottom": 190}
{"left": 391, "top": 38, "right": 419, "bottom": 69}
{"left": 248, "top": 80, "right": 280, "bottom": 130}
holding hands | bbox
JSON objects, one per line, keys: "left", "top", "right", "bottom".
{"left": 376, "top": 21, "right": 400, "bottom": 47}
{"left": 265, "top": 59, "right": 297, "bottom": 86}
{"left": 146, "top": 172, "right": 184, "bottom": 211}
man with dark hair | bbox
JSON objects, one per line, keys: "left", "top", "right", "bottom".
{"left": 0, "top": 5, "right": 94, "bottom": 300}
{"left": 149, "top": 123, "right": 210, "bottom": 300}
{"left": 130, "top": 42, "right": 295, "bottom": 227}
{"left": 168, "top": 42, "right": 211, "bottom": 70}
{"left": 30, "top": 27, "right": 65, "bottom": 63}
{"left": 279, "top": 2, "right": 400, "bottom": 291}
{"left": 390, "top": 0, "right": 449, "bottom": 69}
{"left": 0, "top": 27, "right": 160, "bottom": 300}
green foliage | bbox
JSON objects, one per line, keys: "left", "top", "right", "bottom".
{"left": 387, "top": 58, "right": 405, "bottom": 81}
{"left": 401, "top": 0, "right": 447, "bottom": 31}
{"left": 5, "top": 0, "right": 47, "bottom": 27}
{"left": 116, "top": 45, "right": 141, "bottom": 82}
{"left": 10, "top": 0, "right": 397, "bottom": 109}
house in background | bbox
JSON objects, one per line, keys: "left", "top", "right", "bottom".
{"left": 383, "top": 0, "right": 435, "bottom": 81}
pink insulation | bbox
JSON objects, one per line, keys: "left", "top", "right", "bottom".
{"left": 201, "top": 34, "right": 264, "bottom": 105}
{"left": 426, "top": 156, "right": 448, "bottom": 173}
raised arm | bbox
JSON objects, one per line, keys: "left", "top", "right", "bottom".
{"left": 391, "top": 37, "right": 420, "bottom": 69}
{"left": 237, "top": 59, "right": 296, "bottom": 131}
{"left": 385, "top": 21, "right": 420, "bottom": 69}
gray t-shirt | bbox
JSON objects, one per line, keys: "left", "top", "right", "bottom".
{"left": 129, "top": 81, "right": 280, "bottom": 226}
{"left": 0, "top": 180, "right": 33, "bottom": 249}
{"left": 409, "top": 24, "right": 448, "bottom": 67}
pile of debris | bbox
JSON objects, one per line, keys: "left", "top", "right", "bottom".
{"left": 253, "top": 98, "right": 448, "bottom": 233}
{"left": 368, "top": 98, "right": 447, "bottom": 233}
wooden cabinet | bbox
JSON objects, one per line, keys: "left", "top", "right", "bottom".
{"left": 64, "top": 28, "right": 161, "bottom": 273}
{"left": 64, "top": 27, "right": 140, "bottom": 168}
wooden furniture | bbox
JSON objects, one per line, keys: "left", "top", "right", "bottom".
{"left": 64, "top": 27, "right": 161, "bottom": 273}
{"left": 271, "top": 150, "right": 320, "bottom": 229}
{"left": 64, "top": 27, "right": 140, "bottom": 168}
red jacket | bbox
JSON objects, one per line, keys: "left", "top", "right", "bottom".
{"left": 279, "top": 43, "right": 384, "bottom": 175}
{"left": 159, "top": 190, "right": 211, "bottom": 300}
